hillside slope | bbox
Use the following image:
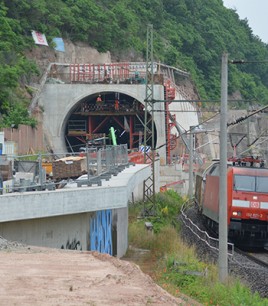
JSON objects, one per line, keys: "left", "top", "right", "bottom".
{"left": 1, "top": 0, "right": 268, "bottom": 129}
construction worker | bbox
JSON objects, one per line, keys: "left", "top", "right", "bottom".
{"left": 134, "top": 70, "right": 140, "bottom": 83}
{"left": 96, "top": 95, "right": 103, "bottom": 110}
{"left": 114, "top": 98, "right": 119, "bottom": 111}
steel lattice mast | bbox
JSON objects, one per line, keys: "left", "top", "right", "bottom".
{"left": 143, "top": 24, "right": 156, "bottom": 215}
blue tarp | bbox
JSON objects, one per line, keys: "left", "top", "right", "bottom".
{"left": 53, "top": 37, "right": 65, "bottom": 52}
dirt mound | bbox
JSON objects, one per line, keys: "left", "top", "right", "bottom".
{"left": 0, "top": 243, "right": 190, "bottom": 306}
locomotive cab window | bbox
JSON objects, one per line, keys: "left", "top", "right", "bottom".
{"left": 234, "top": 175, "right": 268, "bottom": 193}
{"left": 256, "top": 176, "right": 268, "bottom": 193}
{"left": 234, "top": 175, "right": 255, "bottom": 192}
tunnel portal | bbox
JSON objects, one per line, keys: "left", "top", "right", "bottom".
{"left": 65, "top": 91, "right": 155, "bottom": 152}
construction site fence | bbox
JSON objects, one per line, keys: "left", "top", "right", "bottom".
{"left": 45, "top": 61, "right": 189, "bottom": 86}
{"left": 0, "top": 144, "right": 129, "bottom": 194}
{"left": 47, "top": 62, "right": 156, "bottom": 84}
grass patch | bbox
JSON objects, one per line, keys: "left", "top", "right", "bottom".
{"left": 127, "top": 191, "right": 268, "bottom": 306}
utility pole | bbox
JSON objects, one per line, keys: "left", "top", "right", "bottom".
{"left": 86, "top": 138, "right": 90, "bottom": 182}
{"left": 247, "top": 108, "right": 250, "bottom": 148}
{"left": 219, "top": 52, "right": 228, "bottom": 283}
{"left": 38, "top": 153, "right": 43, "bottom": 189}
{"left": 143, "top": 24, "right": 156, "bottom": 215}
{"left": 188, "top": 126, "right": 194, "bottom": 198}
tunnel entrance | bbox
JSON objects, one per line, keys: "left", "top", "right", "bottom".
{"left": 64, "top": 92, "right": 156, "bottom": 152}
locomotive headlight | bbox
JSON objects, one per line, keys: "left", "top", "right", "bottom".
{"left": 232, "top": 211, "right": 242, "bottom": 217}
{"left": 253, "top": 196, "right": 258, "bottom": 200}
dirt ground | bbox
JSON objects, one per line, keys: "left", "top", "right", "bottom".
{"left": 0, "top": 241, "right": 196, "bottom": 306}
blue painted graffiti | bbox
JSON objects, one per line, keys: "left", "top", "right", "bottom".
{"left": 90, "top": 210, "right": 112, "bottom": 255}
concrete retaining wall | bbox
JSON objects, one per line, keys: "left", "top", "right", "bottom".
{"left": 0, "top": 208, "right": 128, "bottom": 258}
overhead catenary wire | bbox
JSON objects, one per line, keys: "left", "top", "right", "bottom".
{"left": 239, "top": 136, "right": 268, "bottom": 156}
{"left": 155, "top": 111, "right": 220, "bottom": 150}
{"left": 229, "top": 59, "right": 268, "bottom": 64}
{"left": 227, "top": 104, "right": 268, "bottom": 127}
{"left": 151, "top": 99, "right": 255, "bottom": 103}
{"left": 155, "top": 103, "right": 267, "bottom": 156}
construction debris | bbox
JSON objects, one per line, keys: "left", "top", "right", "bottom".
{"left": 52, "top": 156, "right": 87, "bottom": 180}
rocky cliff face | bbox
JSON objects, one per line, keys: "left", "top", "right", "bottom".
{"left": 26, "top": 40, "right": 111, "bottom": 82}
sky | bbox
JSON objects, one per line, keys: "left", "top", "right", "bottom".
{"left": 222, "top": 0, "right": 268, "bottom": 43}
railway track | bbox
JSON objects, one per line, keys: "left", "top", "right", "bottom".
{"left": 236, "top": 248, "right": 268, "bottom": 269}
{"left": 180, "top": 203, "right": 268, "bottom": 298}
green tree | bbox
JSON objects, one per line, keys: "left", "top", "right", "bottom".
{"left": 1, "top": 0, "right": 268, "bottom": 126}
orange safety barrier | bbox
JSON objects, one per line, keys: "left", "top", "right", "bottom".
{"left": 128, "top": 152, "right": 145, "bottom": 164}
{"left": 160, "top": 180, "right": 185, "bottom": 192}
{"left": 128, "top": 152, "right": 153, "bottom": 164}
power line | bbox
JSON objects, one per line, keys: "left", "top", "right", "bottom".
{"left": 229, "top": 60, "right": 268, "bottom": 64}
{"left": 152, "top": 99, "right": 255, "bottom": 103}
{"left": 155, "top": 111, "right": 219, "bottom": 150}
{"left": 227, "top": 104, "right": 268, "bottom": 127}
{"left": 155, "top": 102, "right": 268, "bottom": 155}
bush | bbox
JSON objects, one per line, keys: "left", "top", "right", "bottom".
{"left": 128, "top": 192, "right": 268, "bottom": 305}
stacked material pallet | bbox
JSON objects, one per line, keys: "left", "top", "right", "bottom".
{"left": 0, "top": 157, "right": 13, "bottom": 181}
{"left": 52, "top": 156, "right": 87, "bottom": 180}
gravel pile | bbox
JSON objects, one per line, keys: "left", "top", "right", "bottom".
{"left": 179, "top": 206, "right": 268, "bottom": 299}
{"left": 0, "top": 236, "right": 26, "bottom": 251}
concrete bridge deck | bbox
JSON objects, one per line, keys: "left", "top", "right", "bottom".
{"left": 0, "top": 163, "right": 151, "bottom": 257}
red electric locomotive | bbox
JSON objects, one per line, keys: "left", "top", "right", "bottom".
{"left": 195, "top": 156, "right": 268, "bottom": 248}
